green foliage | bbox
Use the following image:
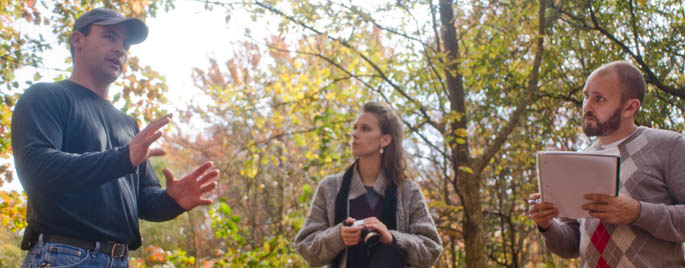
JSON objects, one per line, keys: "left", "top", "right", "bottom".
{"left": 0, "top": 227, "right": 23, "bottom": 268}
{"left": 0, "top": 191, "right": 26, "bottom": 232}
{"left": 209, "top": 201, "right": 307, "bottom": 267}
{"left": 165, "top": 249, "right": 196, "bottom": 268}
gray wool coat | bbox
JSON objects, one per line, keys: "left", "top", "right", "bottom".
{"left": 294, "top": 167, "right": 443, "bottom": 268}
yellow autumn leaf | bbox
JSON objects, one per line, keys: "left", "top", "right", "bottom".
{"left": 454, "top": 128, "right": 468, "bottom": 137}
{"left": 458, "top": 166, "right": 474, "bottom": 174}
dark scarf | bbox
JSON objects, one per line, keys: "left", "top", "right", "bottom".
{"left": 331, "top": 161, "right": 398, "bottom": 268}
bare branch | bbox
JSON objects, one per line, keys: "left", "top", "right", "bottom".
{"left": 537, "top": 85, "right": 583, "bottom": 106}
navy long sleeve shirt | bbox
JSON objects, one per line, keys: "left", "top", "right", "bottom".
{"left": 11, "top": 80, "right": 185, "bottom": 250}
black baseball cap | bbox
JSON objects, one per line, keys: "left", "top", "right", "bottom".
{"left": 73, "top": 8, "right": 148, "bottom": 45}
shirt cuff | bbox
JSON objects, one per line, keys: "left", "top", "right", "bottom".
{"left": 389, "top": 230, "right": 411, "bottom": 250}
{"left": 632, "top": 201, "right": 658, "bottom": 230}
{"left": 539, "top": 219, "right": 563, "bottom": 239}
{"left": 117, "top": 145, "right": 136, "bottom": 174}
{"left": 162, "top": 190, "right": 187, "bottom": 214}
{"left": 327, "top": 223, "right": 347, "bottom": 253}
{"left": 537, "top": 224, "right": 550, "bottom": 232}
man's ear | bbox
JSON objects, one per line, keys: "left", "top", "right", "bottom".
{"left": 69, "top": 32, "right": 84, "bottom": 51}
{"left": 623, "top": 99, "right": 641, "bottom": 118}
{"left": 380, "top": 134, "right": 392, "bottom": 148}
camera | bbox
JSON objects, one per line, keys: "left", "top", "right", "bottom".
{"left": 344, "top": 219, "right": 381, "bottom": 247}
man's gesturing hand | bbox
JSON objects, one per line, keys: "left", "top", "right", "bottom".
{"left": 164, "top": 161, "right": 220, "bottom": 210}
{"left": 129, "top": 114, "right": 172, "bottom": 166}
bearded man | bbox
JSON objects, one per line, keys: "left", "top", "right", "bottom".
{"left": 527, "top": 61, "right": 685, "bottom": 267}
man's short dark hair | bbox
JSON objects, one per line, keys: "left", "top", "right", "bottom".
{"left": 69, "top": 24, "right": 93, "bottom": 58}
{"left": 593, "top": 61, "right": 646, "bottom": 103}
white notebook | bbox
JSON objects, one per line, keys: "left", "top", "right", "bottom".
{"left": 536, "top": 151, "right": 620, "bottom": 219}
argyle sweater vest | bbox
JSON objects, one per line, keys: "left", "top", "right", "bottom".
{"left": 541, "top": 127, "right": 685, "bottom": 268}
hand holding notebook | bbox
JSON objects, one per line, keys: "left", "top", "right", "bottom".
{"left": 536, "top": 151, "right": 620, "bottom": 219}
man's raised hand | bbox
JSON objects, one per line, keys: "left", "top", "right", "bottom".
{"left": 164, "top": 161, "right": 220, "bottom": 210}
{"left": 129, "top": 114, "right": 171, "bottom": 167}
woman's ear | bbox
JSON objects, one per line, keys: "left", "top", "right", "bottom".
{"left": 380, "top": 134, "right": 392, "bottom": 148}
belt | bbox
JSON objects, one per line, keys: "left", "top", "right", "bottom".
{"left": 42, "top": 234, "right": 128, "bottom": 258}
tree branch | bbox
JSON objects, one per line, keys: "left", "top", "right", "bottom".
{"left": 429, "top": 0, "right": 442, "bottom": 52}
{"left": 627, "top": 0, "right": 642, "bottom": 58}
{"left": 254, "top": 1, "right": 445, "bottom": 135}
{"left": 474, "top": 0, "right": 548, "bottom": 174}
{"left": 585, "top": 0, "right": 685, "bottom": 99}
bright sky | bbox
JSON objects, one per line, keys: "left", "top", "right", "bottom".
{"left": 1, "top": 1, "right": 260, "bottom": 192}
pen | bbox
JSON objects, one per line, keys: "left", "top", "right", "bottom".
{"left": 528, "top": 199, "right": 542, "bottom": 204}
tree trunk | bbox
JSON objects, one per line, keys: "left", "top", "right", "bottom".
{"left": 438, "top": 1, "right": 484, "bottom": 267}
{"left": 459, "top": 172, "right": 484, "bottom": 268}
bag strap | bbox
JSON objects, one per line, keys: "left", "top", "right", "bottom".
{"left": 331, "top": 160, "right": 398, "bottom": 267}
{"left": 382, "top": 182, "right": 397, "bottom": 230}
{"left": 333, "top": 162, "right": 357, "bottom": 226}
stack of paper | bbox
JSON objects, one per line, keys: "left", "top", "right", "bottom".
{"left": 536, "top": 151, "right": 620, "bottom": 219}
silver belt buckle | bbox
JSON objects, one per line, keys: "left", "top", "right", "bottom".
{"left": 110, "top": 243, "right": 127, "bottom": 258}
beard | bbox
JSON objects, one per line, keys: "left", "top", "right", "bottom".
{"left": 582, "top": 104, "right": 623, "bottom": 137}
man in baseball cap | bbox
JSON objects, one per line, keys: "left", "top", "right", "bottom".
{"left": 12, "top": 8, "right": 219, "bottom": 267}
{"left": 73, "top": 8, "right": 149, "bottom": 44}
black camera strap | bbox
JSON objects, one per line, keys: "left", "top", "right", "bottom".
{"left": 332, "top": 160, "right": 397, "bottom": 267}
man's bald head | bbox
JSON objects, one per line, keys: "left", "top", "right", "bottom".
{"left": 589, "top": 61, "right": 646, "bottom": 104}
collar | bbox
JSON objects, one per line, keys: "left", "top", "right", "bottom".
{"left": 348, "top": 163, "right": 391, "bottom": 200}
{"left": 590, "top": 126, "right": 644, "bottom": 151}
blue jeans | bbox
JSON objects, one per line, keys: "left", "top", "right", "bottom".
{"left": 21, "top": 234, "right": 129, "bottom": 268}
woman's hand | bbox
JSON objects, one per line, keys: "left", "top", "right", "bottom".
{"left": 363, "top": 217, "right": 393, "bottom": 244}
{"left": 340, "top": 217, "right": 362, "bottom": 246}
